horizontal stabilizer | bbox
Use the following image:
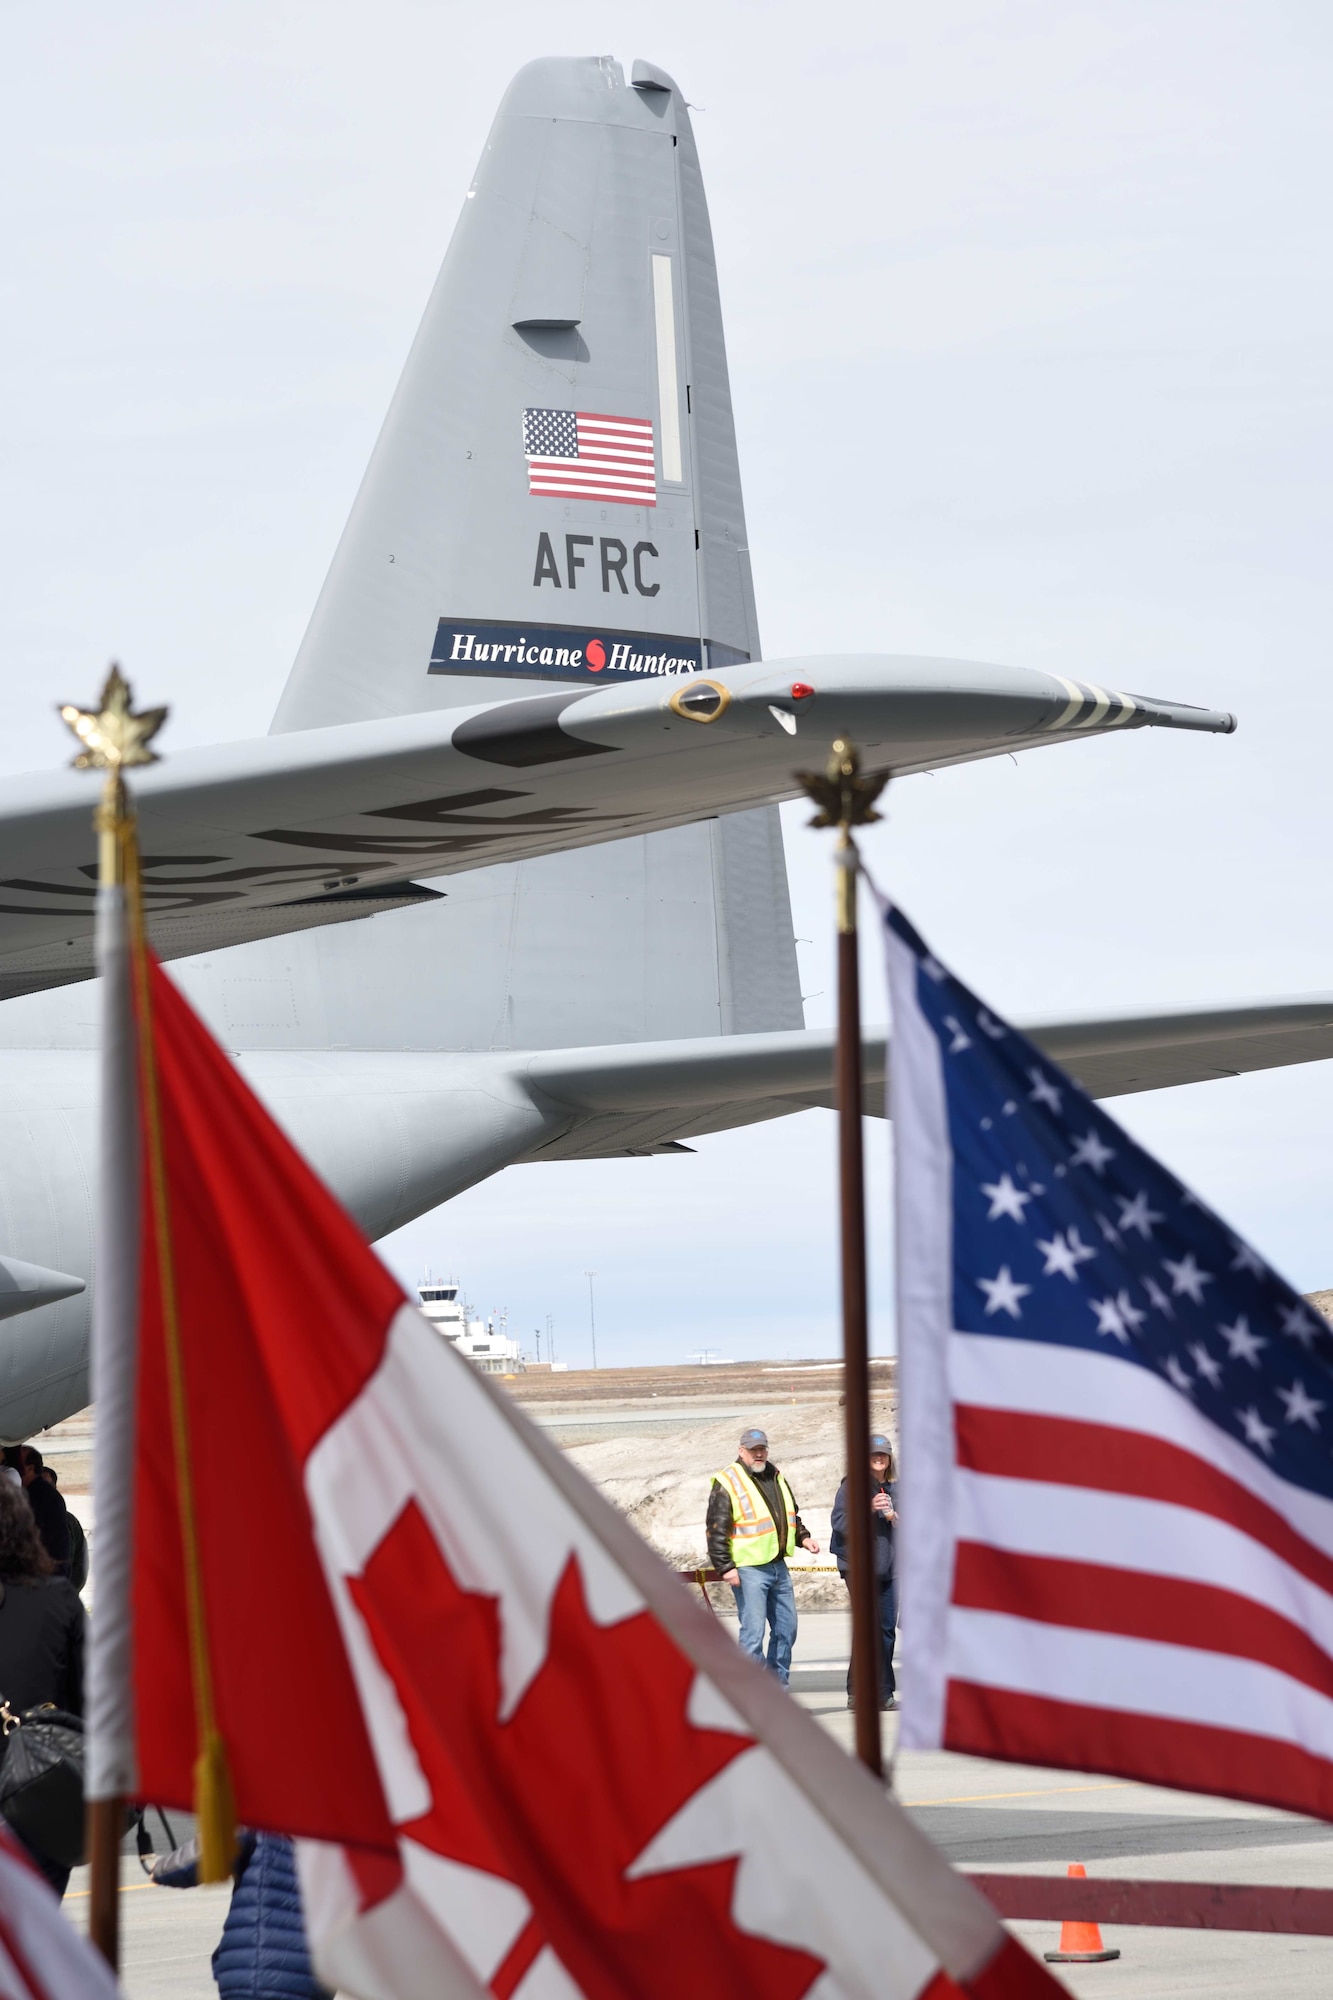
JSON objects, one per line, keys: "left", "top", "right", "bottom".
{"left": 516, "top": 992, "right": 1333, "bottom": 1154}
{"left": 0, "top": 991, "right": 1325, "bottom": 1430}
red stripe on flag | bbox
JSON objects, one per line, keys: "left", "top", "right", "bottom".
{"left": 953, "top": 1542, "right": 1333, "bottom": 1705}
{"left": 528, "top": 467, "right": 654, "bottom": 483}
{"left": 491, "top": 1916, "right": 544, "bottom": 1999}
{"left": 961, "top": 1935, "right": 1068, "bottom": 2000}
{"left": 896, "top": 1939, "right": 1067, "bottom": 2000}
{"left": 956, "top": 1406, "right": 1333, "bottom": 1600}
{"left": 0, "top": 1913, "right": 56, "bottom": 2000}
{"left": 527, "top": 477, "right": 654, "bottom": 489}
{"left": 528, "top": 484, "right": 656, "bottom": 507}
{"left": 943, "top": 1678, "right": 1333, "bottom": 1821}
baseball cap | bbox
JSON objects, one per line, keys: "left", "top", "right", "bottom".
{"left": 869, "top": 1434, "right": 892, "bottom": 1454}
{"left": 739, "top": 1428, "right": 768, "bottom": 1449}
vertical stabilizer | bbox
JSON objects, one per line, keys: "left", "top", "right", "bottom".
{"left": 258, "top": 56, "right": 800, "bottom": 1049}
{"left": 272, "top": 54, "right": 758, "bottom": 728}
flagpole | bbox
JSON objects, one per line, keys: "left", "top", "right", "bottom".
{"left": 86, "top": 769, "right": 133, "bottom": 1969}
{"left": 61, "top": 670, "right": 168, "bottom": 1969}
{"left": 796, "top": 740, "right": 889, "bottom": 1778}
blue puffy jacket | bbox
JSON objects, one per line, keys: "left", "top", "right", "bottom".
{"left": 212, "top": 1832, "right": 331, "bottom": 2000}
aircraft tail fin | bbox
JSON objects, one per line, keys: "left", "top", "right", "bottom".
{"left": 251, "top": 58, "right": 799, "bottom": 1049}
{"left": 271, "top": 54, "right": 757, "bottom": 731}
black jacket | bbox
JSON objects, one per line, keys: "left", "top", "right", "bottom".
{"left": 830, "top": 1475, "right": 896, "bottom": 1582}
{"left": 706, "top": 1462, "right": 811, "bottom": 1573}
{"left": 0, "top": 1576, "right": 84, "bottom": 1715}
{"left": 24, "top": 1480, "right": 70, "bottom": 1573}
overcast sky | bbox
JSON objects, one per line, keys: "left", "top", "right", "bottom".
{"left": 2, "top": 2, "right": 1331, "bottom": 1366}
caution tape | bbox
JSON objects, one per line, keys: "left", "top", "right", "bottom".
{"left": 678, "top": 1565, "right": 842, "bottom": 1582}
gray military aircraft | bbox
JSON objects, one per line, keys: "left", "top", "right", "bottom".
{"left": 0, "top": 53, "right": 1327, "bottom": 1438}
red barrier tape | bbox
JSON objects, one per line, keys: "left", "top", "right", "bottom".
{"left": 967, "top": 1875, "right": 1333, "bottom": 1935}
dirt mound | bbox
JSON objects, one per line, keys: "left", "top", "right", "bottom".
{"left": 567, "top": 1393, "right": 897, "bottom": 1609}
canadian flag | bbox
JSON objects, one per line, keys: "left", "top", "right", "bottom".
{"left": 91, "top": 915, "right": 1060, "bottom": 1999}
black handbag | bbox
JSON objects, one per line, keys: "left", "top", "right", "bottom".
{"left": 0, "top": 1697, "right": 86, "bottom": 1870}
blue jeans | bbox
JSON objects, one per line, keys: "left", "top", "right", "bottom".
{"left": 732, "top": 1557, "right": 797, "bottom": 1682}
{"left": 842, "top": 1572, "right": 898, "bottom": 1702}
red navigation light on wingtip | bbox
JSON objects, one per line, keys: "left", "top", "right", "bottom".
{"left": 790, "top": 682, "right": 815, "bottom": 702}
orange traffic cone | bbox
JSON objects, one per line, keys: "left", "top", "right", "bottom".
{"left": 1043, "top": 1863, "right": 1121, "bottom": 1963}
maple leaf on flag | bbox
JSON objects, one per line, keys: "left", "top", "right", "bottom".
{"left": 115, "top": 943, "right": 1060, "bottom": 2000}
{"left": 351, "top": 1508, "right": 824, "bottom": 1999}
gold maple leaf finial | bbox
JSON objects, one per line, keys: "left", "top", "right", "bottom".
{"left": 59, "top": 665, "right": 167, "bottom": 772}
{"left": 794, "top": 737, "right": 889, "bottom": 831}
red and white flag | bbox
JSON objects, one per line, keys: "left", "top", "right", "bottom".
{"left": 523, "top": 408, "right": 657, "bottom": 507}
{"left": 0, "top": 1829, "right": 119, "bottom": 1999}
{"left": 96, "top": 941, "right": 1059, "bottom": 1999}
{"left": 884, "top": 892, "right": 1333, "bottom": 1816}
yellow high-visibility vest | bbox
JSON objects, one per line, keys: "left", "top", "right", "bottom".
{"left": 712, "top": 1461, "right": 798, "bottom": 1566}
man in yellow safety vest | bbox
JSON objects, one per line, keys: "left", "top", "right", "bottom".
{"left": 706, "top": 1427, "right": 820, "bottom": 1683}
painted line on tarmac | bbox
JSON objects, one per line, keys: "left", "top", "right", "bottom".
{"left": 902, "top": 1780, "right": 1135, "bottom": 1808}
{"left": 67, "top": 1883, "right": 161, "bottom": 1902}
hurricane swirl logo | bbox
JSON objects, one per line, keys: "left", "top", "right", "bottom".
{"left": 585, "top": 638, "right": 607, "bottom": 671}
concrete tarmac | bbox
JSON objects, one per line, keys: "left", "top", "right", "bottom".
{"left": 63, "top": 1609, "right": 1333, "bottom": 1997}
{"left": 797, "top": 1613, "right": 1333, "bottom": 1997}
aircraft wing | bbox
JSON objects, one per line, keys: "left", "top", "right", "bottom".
{"left": 518, "top": 995, "right": 1333, "bottom": 1156}
{"left": 0, "top": 657, "right": 1230, "bottom": 1001}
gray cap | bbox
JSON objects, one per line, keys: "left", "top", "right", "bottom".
{"left": 870, "top": 1434, "right": 892, "bottom": 1454}
{"left": 739, "top": 1427, "right": 768, "bottom": 1449}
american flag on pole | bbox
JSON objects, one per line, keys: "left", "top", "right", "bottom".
{"left": 523, "top": 407, "right": 656, "bottom": 506}
{"left": 882, "top": 894, "right": 1333, "bottom": 1820}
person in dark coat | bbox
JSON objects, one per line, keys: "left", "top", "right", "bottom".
{"left": 0, "top": 1476, "right": 84, "bottom": 1895}
{"left": 37, "top": 1467, "right": 87, "bottom": 1593}
{"left": 13, "top": 1449, "right": 69, "bottom": 1576}
{"left": 830, "top": 1434, "right": 899, "bottom": 1712}
{"left": 212, "top": 1830, "right": 331, "bottom": 2000}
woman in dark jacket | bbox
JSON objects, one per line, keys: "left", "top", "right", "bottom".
{"left": 212, "top": 1831, "right": 331, "bottom": 2000}
{"left": 829, "top": 1434, "right": 899, "bottom": 1712}
{"left": 0, "top": 1476, "right": 84, "bottom": 1894}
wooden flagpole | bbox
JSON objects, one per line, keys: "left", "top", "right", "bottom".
{"left": 795, "top": 740, "right": 889, "bottom": 1777}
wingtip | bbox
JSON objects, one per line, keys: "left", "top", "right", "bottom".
{"left": 1130, "top": 696, "right": 1238, "bottom": 735}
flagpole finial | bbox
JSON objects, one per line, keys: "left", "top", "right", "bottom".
{"left": 795, "top": 738, "right": 889, "bottom": 936}
{"left": 59, "top": 664, "right": 168, "bottom": 774}
{"left": 58, "top": 664, "right": 168, "bottom": 888}
{"left": 794, "top": 736, "right": 889, "bottom": 835}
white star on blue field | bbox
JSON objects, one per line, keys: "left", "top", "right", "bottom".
{"left": 890, "top": 904, "right": 1333, "bottom": 1497}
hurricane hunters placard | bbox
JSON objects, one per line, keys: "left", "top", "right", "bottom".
{"left": 429, "top": 619, "right": 748, "bottom": 685}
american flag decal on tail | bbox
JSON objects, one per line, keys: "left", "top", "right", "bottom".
{"left": 882, "top": 892, "right": 1333, "bottom": 1821}
{"left": 524, "top": 408, "right": 656, "bottom": 507}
